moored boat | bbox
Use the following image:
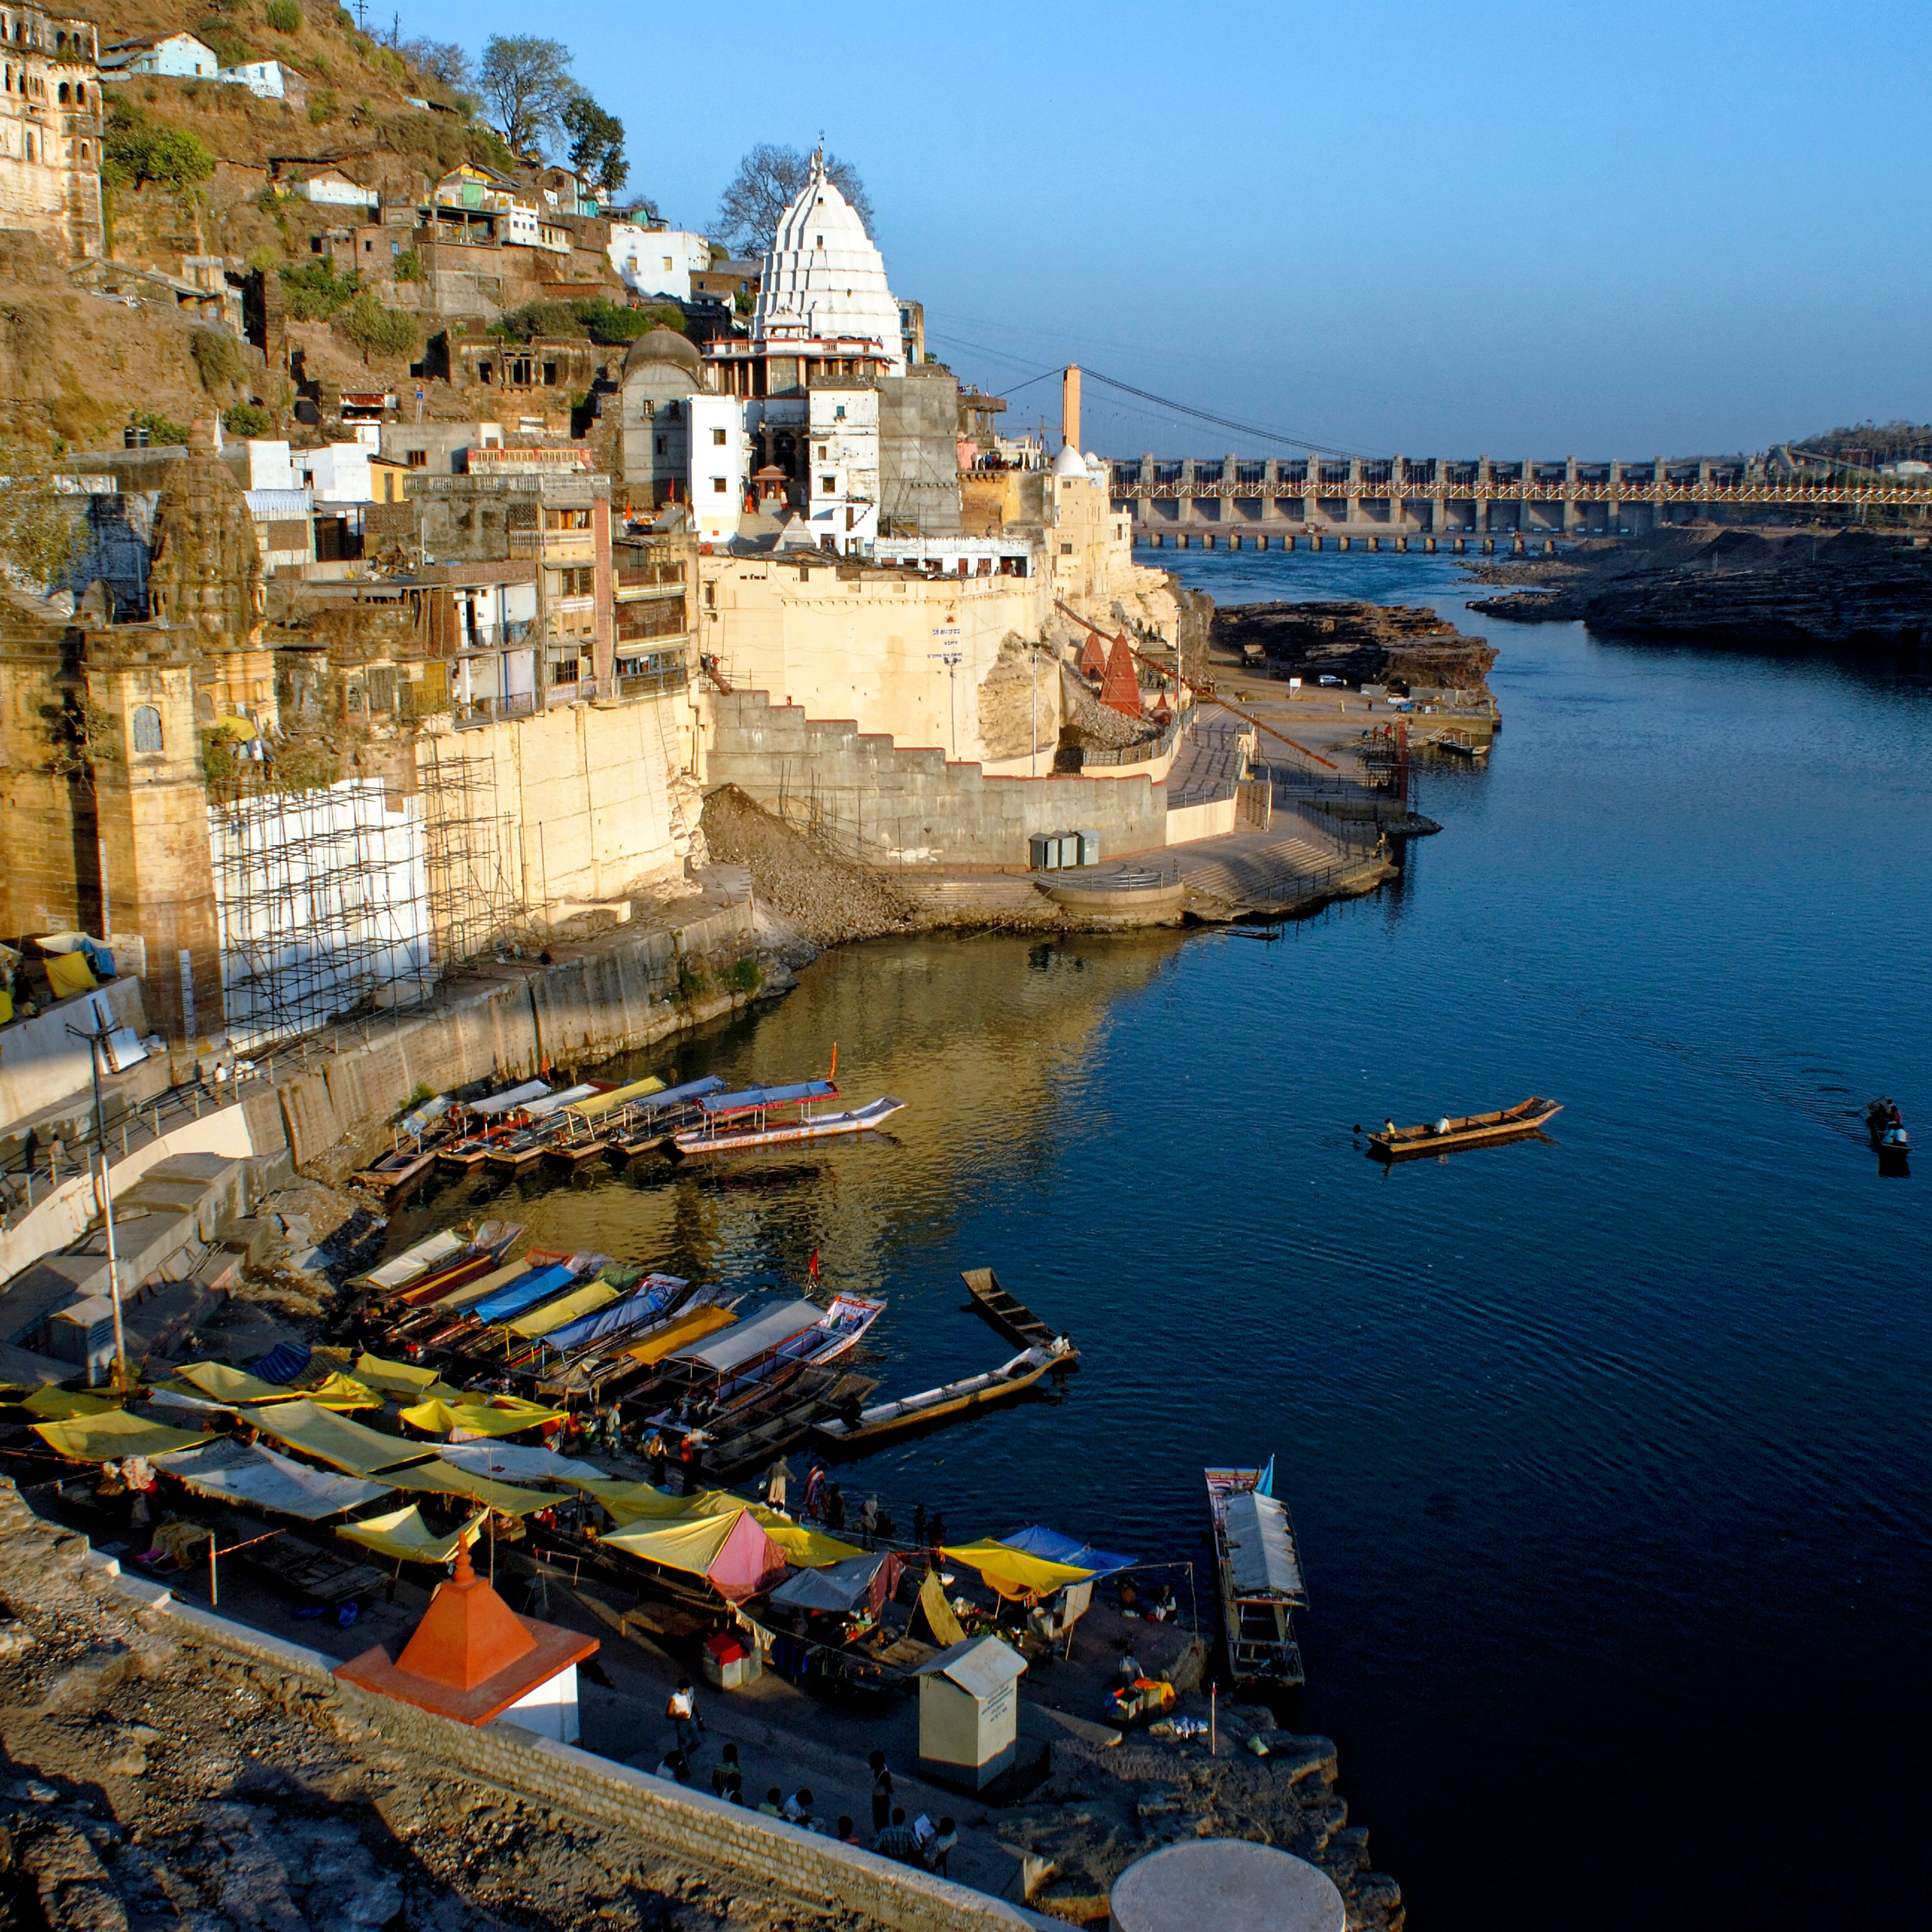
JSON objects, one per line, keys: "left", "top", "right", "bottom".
{"left": 813, "top": 1340, "right": 1074, "bottom": 1447}
{"left": 1366, "top": 1095, "right": 1561, "bottom": 1160}
{"left": 671, "top": 1083, "right": 905, "bottom": 1156}
{"left": 1206, "top": 1461, "right": 1307, "bottom": 1689}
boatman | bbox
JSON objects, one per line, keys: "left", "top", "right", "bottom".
{"left": 764, "top": 1457, "right": 790, "bottom": 1511}
{"left": 1384, "top": 1118, "right": 1396, "bottom": 1137}
{"left": 1436, "top": 1116, "right": 1451, "bottom": 1135}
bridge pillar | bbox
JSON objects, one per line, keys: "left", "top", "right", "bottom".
{"left": 1608, "top": 461, "right": 1624, "bottom": 535}
{"left": 1475, "top": 456, "right": 1491, "bottom": 535}
{"left": 1564, "top": 455, "right": 1583, "bottom": 535}
{"left": 1347, "top": 455, "right": 1363, "bottom": 531}
{"left": 1654, "top": 455, "right": 1668, "bottom": 530}
{"left": 1391, "top": 454, "right": 1406, "bottom": 531}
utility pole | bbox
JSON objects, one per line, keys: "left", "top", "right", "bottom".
{"left": 67, "top": 1011, "right": 128, "bottom": 1388}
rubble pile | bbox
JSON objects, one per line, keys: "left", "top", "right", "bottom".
{"left": 1211, "top": 602, "right": 1498, "bottom": 696}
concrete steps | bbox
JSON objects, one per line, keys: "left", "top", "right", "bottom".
{"left": 902, "top": 876, "right": 1050, "bottom": 912}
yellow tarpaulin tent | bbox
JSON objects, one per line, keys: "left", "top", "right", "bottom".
{"left": 911, "top": 1568, "right": 966, "bottom": 1647}
{"left": 940, "top": 1539, "right": 1096, "bottom": 1603}
{"left": 765, "top": 1520, "right": 866, "bottom": 1567}
{"left": 601, "top": 1507, "right": 789, "bottom": 1600}
{"left": 507, "top": 1282, "right": 617, "bottom": 1339}
{"left": 248, "top": 1399, "right": 433, "bottom": 1476}
{"left": 624, "top": 1303, "right": 737, "bottom": 1366}
{"left": 336, "top": 1504, "right": 486, "bottom": 1566}
{"left": 399, "top": 1395, "right": 566, "bottom": 1439}
{"left": 563, "top": 1075, "right": 666, "bottom": 1124}
{"left": 21, "top": 1386, "right": 121, "bottom": 1420}
{"left": 350, "top": 1353, "right": 463, "bottom": 1402}
{"left": 432, "top": 1257, "right": 540, "bottom": 1313}
{"left": 569, "top": 1477, "right": 698, "bottom": 1524}
{"left": 42, "top": 951, "right": 97, "bottom": 999}
{"left": 381, "top": 1459, "right": 554, "bottom": 1516}
{"left": 168, "top": 1363, "right": 380, "bottom": 1410}
{"left": 33, "top": 1410, "right": 208, "bottom": 1461}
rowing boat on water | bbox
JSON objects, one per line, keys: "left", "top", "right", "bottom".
{"left": 813, "top": 1340, "right": 1074, "bottom": 1447}
{"left": 1366, "top": 1095, "right": 1562, "bottom": 1160}
{"left": 959, "top": 1266, "right": 1068, "bottom": 1353}
{"left": 671, "top": 1084, "right": 905, "bottom": 1156}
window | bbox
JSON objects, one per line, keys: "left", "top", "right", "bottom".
{"left": 405, "top": 448, "right": 426, "bottom": 467}
{"left": 712, "top": 477, "right": 727, "bottom": 494}
{"left": 711, "top": 427, "right": 726, "bottom": 445}
{"left": 1061, "top": 542, "right": 1074, "bottom": 554}
{"left": 544, "top": 507, "right": 592, "bottom": 530}
{"left": 821, "top": 475, "right": 835, "bottom": 494}
{"left": 817, "top": 444, "right": 828, "bottom": 460}
{"left": 662, "top": 255, "right": 672, "bottom": 271}
{"left": 654, "top": 436, "right": 665, "bottom": 456}
{"left": 542, "top": 361, "right": 558, "bottom": 386}
{"left": 556, "top": 566, "right": 594, "bottom": 598}
{"left": 129, "top": 705, "right": 162, "bottom": 754}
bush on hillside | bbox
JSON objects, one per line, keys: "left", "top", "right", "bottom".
{"left": 279, "top": 258, "right": 358, "bottom": 319}
{"left": 101, "top": 104, "right": 214, "bottom": 191}
{"left": 265, "top": 0, "right": 301, "bottom": 30}
{"left": 492, "top": 297, "right": 683, "bottom": 347}
{"left": 128, "top": 408, "right": 189, "bottom": 448}
{"left": 333, "top": 291, "right": 419, "bottom": 364}
{"left": 195, "top": 16, "right": 251, "bottom": 66}
{"left": 189, "top": 328, "right": 246, "bottom": 393}
{"left": 223, "top": 401, "right": 275, "bottom": 437}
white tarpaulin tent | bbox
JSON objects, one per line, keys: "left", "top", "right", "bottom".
{"left": 154, "top": 1437, "right": 394, "bottom": 1519}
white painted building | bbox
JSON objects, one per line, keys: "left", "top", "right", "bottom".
{"left": 504, "top": 202, "right": 571, "bottom": 255}
{"left": 219, "top": 58, "right": 303, "bottom": 101}
{"left": 100, "top": 32, "right": 218, "bottom": 77}
{"left": 607, "top": 225, "right": 710, "bottom": 303}
{"left": 288, "top": 170, "right": 378, "bottom": 214}
{"left": 688, "top": 394, "right": 749, "bottom": 546}
{"left": 753, "top": 152, "right": 905, "bottom": 376}
{"left": 295, "top": 442, "right": 372, "bottom": 504}
{"left": 807, "top": 386, "right": 879, "bottom": 554}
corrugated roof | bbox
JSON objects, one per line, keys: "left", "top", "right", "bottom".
{"left": 245, "top": 489, "right": 313, "bottom": 515}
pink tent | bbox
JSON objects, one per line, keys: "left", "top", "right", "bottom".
{"left": 602, "top": 1506, "right": 789, "bottom": 1603}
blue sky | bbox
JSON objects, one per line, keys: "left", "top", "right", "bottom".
{"left": 405, "top": 0, "right": 1930, "bottom": 460}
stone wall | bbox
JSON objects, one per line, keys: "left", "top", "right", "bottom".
{"left": 878, "top": 368, "right": 962, "bottom": 538}
{"left": 705, "top": 689, "right": 1167, "bottom": 868}
{"left": 104, "top": 1565, "right": 1053, "bottom": 1932}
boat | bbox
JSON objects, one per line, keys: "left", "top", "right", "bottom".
{"left": 671, "top": 1082, "right": 905, "bottom": 1156}
{"left": 1205, "top": 1463, "right": 1307, "bottom": 1689}
{"left": 813, "top": 1340, "right": 1075, "bottom": 1447}
{"left": 1366, "top": 1095, "right": 1562, "bottom": 1160}
{"left": 1866, "top": 1097, "right": 1909, "bottom": 1152}
{"left": 573, "top": 1075, "right": 729, "bottom": 1167}
{"left": 959, "top": 1266, "right": 1070, "bottom": 1354}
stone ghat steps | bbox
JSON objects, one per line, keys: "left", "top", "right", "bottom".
{"left": 901, "top": 876, "right": 1053, "bottom": 912}
{"left": 1180, "top": 835, "right": 1353, "bottom": 908}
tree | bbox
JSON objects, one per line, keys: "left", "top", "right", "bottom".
{"left": 561, "top": 93, "right": 627, "bottom": 195}
{"left": 0, "top": 442, "right": 83, "bottom": 590}
{"left": 100, "top": 104, "right": 214, "bottom": 191}
{"left": 401, "top": 37, "right": 471, "bottom": 92}
{"left": 333, "top": 291, "right": 420, "bottom": 366}
{"left": 713, "top": 143, "right": 875, "bottom": 258}
{"left": 478, "top": 35, "right": 574, "bottom": 156}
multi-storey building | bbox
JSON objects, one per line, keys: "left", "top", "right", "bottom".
{"left": 0, "top": 6, "right": 101, "bottom": 258}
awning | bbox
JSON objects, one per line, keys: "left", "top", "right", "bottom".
{"left": 361, "top": 1228, "right": 467, "bottom": 1291}
{"left": 33, "top": 1411, "right": 211, "bottom": 1461}
{"left": 1001, "top": 1525, "right": 1137, "bottom": 1578}
{"left": 167, "top": 1362, "right": 379, "bottom": 1410}
{"left": 467, "top": 1080, "right": 551, "bottom": 1117}
{"left": 601, "top": 1507, "right": 788, "bottom": 1602}
{"left": 428, "top": 1255, "right": 539, "bottom": 1312}
{"left": 670, "top": 1297, "right": 819, "bottom": 1373}
{"left": 765, "top": 1520, "right": 866, "bottom": 1567}
{"left": 248, "top": 1399, "right": 432, "bottom": 1476}
{"left": 941, "top": 1539, "right": 1095, "bottom": 1603}
{"left": 467, "top": 1263, "right": 577, "bottom": 1324}
{"left": 696, "top": 1080, "right": 835, "bottom": 1115}
{"left": 540, "top": 1274, "right": 688, "bottom": 1354}
{"left": 625, "top": 1303, "right": 734, "bottom": 1365}
{"left": 562, "top": 1074, "right": 667, "bottom": 1123}
{"left": 508, "top": 1281, "right": 615, "bottom": 1338}
{"left": 380, "top": 1459, "right": 552, "bottom": 1516}
{"left": 520, "top": 1083, "right": 599, "bottom": 1120}
{"left": 350, "top": 1353, "right": 461, "bottom": 1401}
{"left": 437, "top": 1441, "right": 607, "bottom": 1485}
{"left": 569, "top": 1477, "right": 698, "bottom": 1524}
{"left": 1223, "top": 1489, "right": 1306, "bottom": 1601}
{"left": 20, "top": 1386, "right": 121, "bottom": 1420}
{"left": 153, "top": 1436, "right": 393, "bottom": 1519}
{"left": 768, "top": 1550, "right": 901, "bottom": 1614}
{"left": 337, "top": 1504, "right": 486, "bottom": 1565}
{"left": 398, "top": 1395, "right": 566, "bottom": 1440}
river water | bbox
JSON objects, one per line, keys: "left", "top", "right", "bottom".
{"left": 386, "top": 550, "right": 1932, "bottom": 1930}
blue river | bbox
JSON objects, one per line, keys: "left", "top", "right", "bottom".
{"left": 388, "top": 547, "right": 1932, "bottom": 1930}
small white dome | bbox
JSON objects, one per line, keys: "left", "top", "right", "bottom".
{"left": 1052, "top": 441, "right": 1088, "bottom": 478}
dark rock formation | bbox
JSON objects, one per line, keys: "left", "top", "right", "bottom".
{"left": 1468, "top": 527, "right": 1932, "bottom": 646}
{"left": 1212, "top": 599, "right": 1497, "bottom": 695}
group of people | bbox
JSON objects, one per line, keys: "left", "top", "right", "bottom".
{"left": 650, "top": 1682, "right": 957, "bottom": 1876}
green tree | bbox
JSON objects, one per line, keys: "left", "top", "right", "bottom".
{"left": 478, "top": 35, "right": 573, "bottom": 155}
{"left": 561, "top": 93, "right": 626, "bottom": 195}
{"left": 127, "top": 408, "right": 191, "bottom": 447}
{"left": 0, "top": 442, "right": 83, "bottom": 588}
{"left": 222, "top": 401, "right": 275, "bottom": 436}
{"left": 400, "top": 36, "right": 469, "bottom": 90}
{"left": 101, "top": 105, "right": 215, "bottom": 191}
{"left": 714, "top": 143, "right": 874, "bottom": 256}
{"left": 279, "top": 258, "right": 358, "bottom": 319}
{"left": 333, "top": 290, "right": 419, "bottom": 365}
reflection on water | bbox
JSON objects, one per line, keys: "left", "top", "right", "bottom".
{"left": 384, "top": 554, "right": 1932, "bottom": 1932}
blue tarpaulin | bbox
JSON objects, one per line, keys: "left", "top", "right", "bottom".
{"left": 637, "top": 1076, "right": 729, "bottom": 1112}
{"left": 540, "top": 1274, "right": 688, "bottom": 1353}
{"left": 246, "top": 1341, "right": 313, "bottom": 1385}
{"left": 1002, "top": 1525, "right": 1138, "bottom": 1578}
{"left": 468, "top": 1263, "right": 576, "bottom": 1323}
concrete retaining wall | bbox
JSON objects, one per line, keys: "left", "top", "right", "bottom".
{"left": 268, "top": 899, "right": 760, "bottom": 1177}
{"left": 101, "top": 1561, "right": 1052, "bottom": 1932}
{"left": 707, "top": 689, "right": 1167, "bottom": 868}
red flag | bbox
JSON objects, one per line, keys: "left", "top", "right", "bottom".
{"left": 809, "top": 1249, "right": 821, "bottom": 1281}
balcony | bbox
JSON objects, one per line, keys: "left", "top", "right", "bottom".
{"left": 453, "top": 690, "right": 537, "bottom": 728}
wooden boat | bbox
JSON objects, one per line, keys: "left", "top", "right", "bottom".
{"left": 564, "top": 1075, "right": 728, "bottom": 1169}
{"left": 1366, "top": 1095, "right": 1561, "bottom": 1161}
{"left": 1206, "top": 1464, "right": 1306, "bottom": 1689}
{"left": 813, "top": 1340, "right": 1074, "bottom": 1448}
{"left": 959, "top": 1267, "right": 1069, "bottom": 1353}
{"left": 671, "top": 1082, "right": 905, "bottom": 1156}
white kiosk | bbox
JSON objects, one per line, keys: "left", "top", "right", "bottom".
{"left": 914, "top": 1635, "right": 1026, "bottom": 1790}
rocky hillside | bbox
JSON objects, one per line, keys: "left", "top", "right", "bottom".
{"left": 1467, "top": 526, "right": 1932, "bottom": 647}
{"left": 1212, "top": 600, "right": 1499, "bottom": 695}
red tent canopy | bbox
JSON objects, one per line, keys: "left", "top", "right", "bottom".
{"left": 1100, "top": 635, "right": 1143, "bottom": 718}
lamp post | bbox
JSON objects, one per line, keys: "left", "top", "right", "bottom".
{"left": 66, "top": 1010, "right": 128, "bottom": 1389}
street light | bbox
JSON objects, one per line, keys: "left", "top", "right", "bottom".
{"left": 65, "top": 1009, "right": 129, "bottom": 1389}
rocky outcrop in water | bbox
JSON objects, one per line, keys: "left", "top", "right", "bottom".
{"left": 1212, "top": 600, "right": 1498, "bottom": 696}
{"left": 1468, "top": 526, "right": 1932, "bottom": 646}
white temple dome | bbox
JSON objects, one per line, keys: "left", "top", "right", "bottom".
{"left": 752, "top": 152, "right": 905, "bottom": 374}
{"left": 1052, "top": 441, "right": 1089, "bottom": 478}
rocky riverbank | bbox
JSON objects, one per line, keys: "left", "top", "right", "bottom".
{"left": 1211, "top": 600, "right": 1499, "bottom": 698}
{"left": 1467, "top": 525, "right": 1932, "bottom": 646}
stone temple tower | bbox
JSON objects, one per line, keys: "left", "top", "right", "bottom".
{"left": 148, "top": 420, "right": 263, "bottom": 651}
